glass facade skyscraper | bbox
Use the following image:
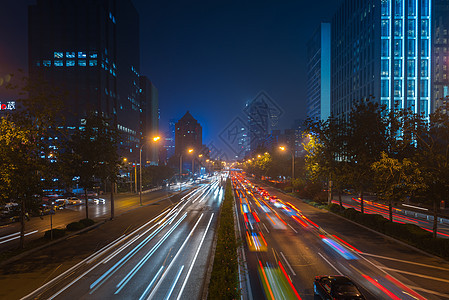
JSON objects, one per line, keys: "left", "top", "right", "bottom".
{"left": 331, "top": 0, "right": 432, "bottom": 119}
{"left": 307, "top": 23, "right": 331, "bottom": 121}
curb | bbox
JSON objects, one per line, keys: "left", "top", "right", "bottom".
{"left": 259, "top": 180, "right": 449, "bottom": 263}
{"left": 0, "top": 188, "right": 189, "bottom": 268}
{"left": 0, "top": 220, "right": 106, "bottom": 268}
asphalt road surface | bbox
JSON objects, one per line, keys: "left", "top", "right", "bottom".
{"left": 0, "top": 183, "right": 195, "bottom": 251}
{"left": 233, "top": 173, "right": 449, "bottom": 300}
{"left": 19, "top": 176, "right": 225, "bottom": 299}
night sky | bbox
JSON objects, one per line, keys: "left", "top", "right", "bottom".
{"left": 0, "top": 0, "right": 342, "bottom": 157}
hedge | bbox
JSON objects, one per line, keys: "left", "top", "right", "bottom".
{"left": 66, "top": 221, "right": 86, "bottom": 231}
{"left": 79, "top": 218, "right": 95, "bottom": 227}
{"left": 208, "top": 179, "right": 240, "bottom": 299}
{"left": 44, "top": 228, "right": 66, "bottom": 239}
{"left": 329, "top": 204, "right": 449, "bottom": 260}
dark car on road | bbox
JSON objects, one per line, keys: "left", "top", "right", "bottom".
{"left": 314, "top": 275, "right": 365, "bottom": 299}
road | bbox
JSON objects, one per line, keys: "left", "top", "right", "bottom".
{"left": 233, "top": 173, "right": 449, "bottom": 300}
{"left": 0, "top": 183, "right": 194, "bottom": 251}
{"left": 20, "top": 175, "right": 225, "bottom": 299}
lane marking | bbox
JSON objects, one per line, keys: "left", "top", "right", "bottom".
{"left": 407, "top": 286, "right": 449, "bottom": 299}
{"left": 262, "top": 222, "right": 270, "bottom": 234}
{"left": 0, "top": 230, "right": 39, "bottom": 245}
{"left": 361, "top": 253, "right": 449, "bottom": 272}
{"left": 280, "top": 252, "right": 296, "bottom": 276}
{"left": 378, "top": 266, "right": 449, "bottom": 284}
{"left": 318, "top": 252, "right": 343, "bottom": 275}
{"left": 165, "top": 265, "right": 184, "bottom": 300}
{"left": 146, "top": 213, "right": 204, "bottom": 299}
{"left": 176, "top": 213, "right": 214, "bottom": 300}
{"left": 138, "top": 266, "right": 164, "bottom": 300}
{"left": 287, "top": 223, "right": 298, "bottom": 234}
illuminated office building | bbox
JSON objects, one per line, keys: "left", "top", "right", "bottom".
{"left": 331, "top": 0, "right": 432, "bottom": 118}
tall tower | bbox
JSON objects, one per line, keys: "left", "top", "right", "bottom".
{"left": 331, "top": 0, "right": 432, "bottom": 119}
{"left": 28, "top": 0, "right": 141, "bottom": 158}
{"left": 175, "top": 111, "right": 203, "bottom": 155}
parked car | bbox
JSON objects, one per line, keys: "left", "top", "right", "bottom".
{"left": 93, "top": 198, "right": 106, "bottom": 204}
{"left": 314, "top": 275, "right": 365, "bottom": 299}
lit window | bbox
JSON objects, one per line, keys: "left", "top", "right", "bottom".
{"left": 381, "top": 20, "right": 389, "bottom": 37}
{"left": 421, "top": 0, "right": 429, "bottom": 16}
{"left": 89, "top": 60, "right": 97, "bottom": 66}
{"left": 421, "top": 20, "right": 429, "bottom": 37}
{"left": 394, "top": 20, "right": 402, "bottom": 37}
{"left": 54, "top": 60, "right": 63, "bottom": 67}
{"left": 43, "top": 60, "right": 51, "bottom": 67}
{"left": 421, "top": 40, "right": 429, "bottom": 57}
{"left": 78, "top": 51, "right": 86, "bottom": 58}
{"left": 408, "top": 0, "right": 416, "bottom": 16}
{"left": 54, "top": 52, "right": 63, "bottom": 58}
{"left": 407, "top": 80, "right": 415, "bottom": 97}
{"left": 381, "top": 80, "right": 389, "bottom": 97}
{"left": 394, "top": 0, "right": 403, "bottom": 17}
{"left": 66, "top": 52, "right": 75, "bottom": 58}
{"left": 89, "top": 51, "right": 97, "bottom": 58}
{"left": 407, "top": 20, "right": 415, "bottom": 37}
{"left": 35, "top": 61, "right": 41, "bottom": 67}
{"left": 421, "top": 60, "right": 428, "bottom": 77}
{"left": 66, "top": 60, "right": 75, "bottom": 67}
{"left": 381, "top": 0, "right": 389, "bottom": 16}
{"left": 381, "top": 40, "right": 389, "bottom": 57}
{"left": 408, "top": 40, "right": 415, "bottom": 56}
{"left": 394, "top": 80, "right": 402, "bottom": 97}
{"left": 407, "top": 60, "right": 415, "bottom": 77}
{"left": 381, "top": 60, "right": 389, "bottom": 76}
{"left": 78, "top": 60, "right": 87, "bottom": 66}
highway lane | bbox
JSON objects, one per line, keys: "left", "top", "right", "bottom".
{"left": 233, "top": 174, "right": 449, "bottom": 300}
{"left": 0, "top": 183, "right": 194, "bottom": 251}
{"left": 21, "top": 175, "right": 225, "bottom": 300}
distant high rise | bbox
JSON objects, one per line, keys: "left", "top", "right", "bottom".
{"left": 175, "top": 111, "right": 202, "bottom": 155}
{"left": 246, "top": 94, "right": 270, "bottom": 153}
{"left": 432, "top": 0, "right": 449, "bottom": 113}
{"left": 163, "top": 118, "right": 177, "bottom": 159}
{"left": 139, "top": 76, "right": 159, "bottom": 164}
{"left": 331, "top": 0, "right": 432, "bottom": 119}
{"left": 28, "top": 0, "right": 147, "bottom": 160}
{"left": 307, "top": 23, "right": 331, "bottom": 121}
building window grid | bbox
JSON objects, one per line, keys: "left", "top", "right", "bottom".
{"left": 408, "top": 0, "right": 418, "bottom": 113}
{"left": 420, "top": 0, "right": 431, "bottom": 117}
{"left": 381, "top": 0, "right": 392, "bottom": 109}
{"left": 401, "top": 0, "right": 405, "bottom": 109}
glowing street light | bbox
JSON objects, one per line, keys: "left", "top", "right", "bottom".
{"left": 279, "top": 145, "right": 295, "bottom": 193}
{"left": 139, "top": 136, "right": 161, "bottom": 206}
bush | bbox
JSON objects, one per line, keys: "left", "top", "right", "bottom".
{"left": 79, "top": 218, "right": 95, "bottom": 227}
{"left": 355, "top": 213, "right": 389, "bottom": 232}
{"left": 66, "top": 221, "right": 86, "bottom": 231}
{"left": 328, "top": 203, "right": 342, "bottom": 213}
{"left": 44, "top": 228, "right": 66, "bottom": 239}
{"left": 208, "top": 179, "right": 240, "bottom": 299}
{"left": 343, "top": 208, "right": 360, "bottom": 220}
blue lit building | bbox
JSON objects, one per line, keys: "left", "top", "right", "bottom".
{"left": 331, "top": 0, "right": 432, "bottom": 119}
{"left": 28, "top": 0, "right": 149, "bottom": 160}
{"left": 307, "top": 23, "right": 331, "bottom": 121}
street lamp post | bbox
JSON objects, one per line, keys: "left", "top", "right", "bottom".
{"left": 139, "top": 136, "right": 161, "bottom": 206}
{"left": 280, "top": 146, "right": 295, "bottom": 193}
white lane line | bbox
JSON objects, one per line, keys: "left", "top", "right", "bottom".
{"left": 146, "top": 213, "right": 204, "bottom": 300}
{"left": 407, "top": 286, "right": 449, "bottom": 299}
{"left": 0, "top": 230, "right": 39, "bottom": 245}
{"left": 361, "top": 253, "right": 449, "bottom": 272}
{"left": 378, "top": 266, "right": 449, "bottom": 284}
{"left": 280, "top": 252, "right": 296, "bottom": 276}
{"left": 165, "top": 265, "right": 184, "bottom": 300}
{"left": 138, "top": 266, "right": 164, "bottom": 300}
{"left": 287, "top": 223, "right": 298, "bottom": 234}
{"left": 176, "top": 213, "right": 214, "bottom": 300}
{"left": 0, "top": 231, "right": 20, "bottom": 240}
{"left": 262, "top": 222, "right": 270, "bottom": 234}
{"left": 318, "top": 252, "right": 343, "bottom": 275}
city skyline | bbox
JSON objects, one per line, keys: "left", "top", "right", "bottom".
{"left": 0, "top": 0, "right": 342, "bottom": 156}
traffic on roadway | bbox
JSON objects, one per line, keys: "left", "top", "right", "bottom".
{"left": 232, "top": 172, "right": 449, "bottom": 300}
{"left": 21, "top": 175, "right": 225, "bottom": 299}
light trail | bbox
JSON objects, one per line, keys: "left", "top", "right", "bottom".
{"left": 176, "top": 213, "right": 214, "bottom": 300}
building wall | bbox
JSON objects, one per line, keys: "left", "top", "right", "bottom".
{"left": 307, "top": 23, "right": 331, "bottom": 121}
{"left": 28, "top": 0, "right": 141, "bottom": 158}
{"left": 139, "top": 76, "right": 159, "bottom": 164}
{"left": 331, "top": 0, "right": 432, "bottom": 119}
{"left": 175, "top": 112, "right": 202, "bottom": 156}
{"left": 432, "top": 0, "right": 449, "bottom": 113}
